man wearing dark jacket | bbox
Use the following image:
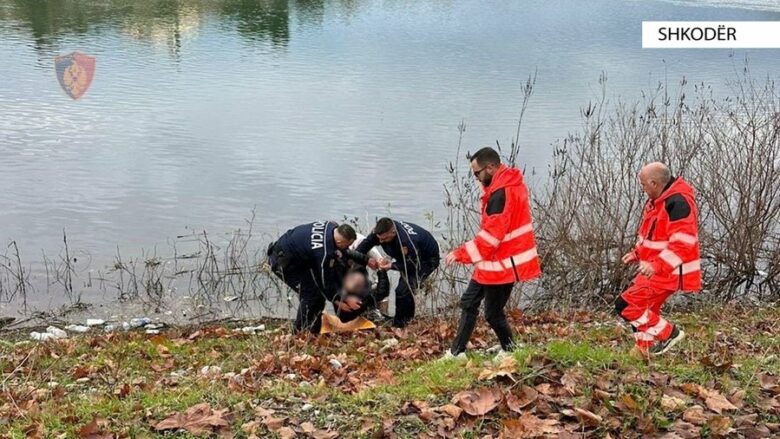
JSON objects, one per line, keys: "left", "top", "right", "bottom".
{"left": 268, "top": 221, "right": 379, "bottom": 333}
{"left": 356, "top": 217, "right": 440, "bottom": 327}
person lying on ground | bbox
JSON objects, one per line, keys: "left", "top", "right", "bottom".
{"left": 615, "top": 162, "right": 700, "bottom": 357}
{"left": 267, "top": 221, "right": 382, "bottom": 333}
{"left": 355, "top": 217, "right": 440, "bottom": 327}
{"left": 444, "top": 147, "right": 541, "bottom": 360}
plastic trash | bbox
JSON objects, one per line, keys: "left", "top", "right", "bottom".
{"left": 65, "top": 325, "right": 90, "bottom": 333}
{"left": 129, "top": 317, "right": 151, "bottom": 328}
{"left": 379, "top": 338, "right": 399, "bottom": 353}
{"left": 30, "top": 332, "right": 55, "bottom": 341}
{"left": 223, "top": 296, "right": 239, "bottom": 302}
{"left": 329, "top": 358, "right": 343, "bottom": 369}
{"left": 237, "top": 325, "right": 266, "bottom": 334}
{"left": 200, "top": 365, "right": 222, "bottom": 376}
{"left": 46, "top": 326, "right": 68, "bottom": 339}
{"left": 86, "top": 319, "right": 105, "bottom": 327}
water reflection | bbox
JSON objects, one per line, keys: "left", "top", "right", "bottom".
{"left": 0, "top": 0, "right": 337, "bottom": 56}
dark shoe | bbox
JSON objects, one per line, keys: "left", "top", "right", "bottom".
{"left": 650, "top": 325, "right": 685, "bottom": 356}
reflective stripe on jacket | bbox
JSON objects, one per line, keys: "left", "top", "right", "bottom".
{"left": 634, "top": 177, "right": 702, "bottom": 292}
{"left": 453, "top": 164, "right": 541, "bottom": 284}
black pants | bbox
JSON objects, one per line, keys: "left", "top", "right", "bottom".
{"left": 450, "top": 280, "right": 515, "bottom": 355}
{"left": 393, "top": 261, "right": 438, "bottom": 328}
{"left": 269, "top": 254, "right": 326, "bottom": 334}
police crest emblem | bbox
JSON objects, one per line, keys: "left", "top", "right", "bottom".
{"left": 55, "top": 52, "right": 96, "bottom": 100}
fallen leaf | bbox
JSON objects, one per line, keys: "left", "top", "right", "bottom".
{"left": 759, "top": 373, "right": 780, "bottom": 395}
{"left": 682, "top": 405, "right": 707, "bottom": 426}
{"left": 707, "top": 415, "right": 733, "bottom": 437}
{"left": 254, "top": 406, "right": 275, "bottom": 418}
{"left": 618, "top": 393, "right": 641, "bottom": 414}
{"left": 278, "top": 426, "right": 296, "bottom": 439}
{"left": 501, "top": 413, "right": 560, "bottom": 438}
{"left": 153, "top": 403, "right": 231, "bottom": 436}
{"left": 262, "top": 416, "right": 286, "bottom": 431}
{"left": 77, "top": 416, "right": 111, "bottom": 439}
{"left": 452, "top": 387, "right": 503, "bottom": 416}
{"left": 661, "top": 394, "right": 687, "bottom": 411}
{"left": 705, "top": 391, "right": 738, "bottom": 414}
{"left": 506, "top": 385, "right": 538, "bottom": 413}
{"left": 241, "top": 420, "right": 260, "bottom": 434}
{"left": 439, "top": 404, "right": 463, "bottom": 420}
{"left": 300, "top": 422, "right": 315, "bottom": 434}
{"left": 669, "top": 419, "right": 700, "bottom": 439}
{"left": 561, "top": 369, "right": 583, "bottom": 396}
{"left": 573, "top": 407, "right": 602, "bottom": 428}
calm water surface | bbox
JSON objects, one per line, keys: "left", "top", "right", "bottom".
{"left": 2, "top": 0, "right": 780, "bottom": 314}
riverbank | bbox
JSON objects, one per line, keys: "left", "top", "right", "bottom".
{"left": 1, "top": 306, "right": 778, "bottom": 438}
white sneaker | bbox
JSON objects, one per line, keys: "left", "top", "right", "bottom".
{"left": 486, "top": 344, "right": 502, "bottom": 354}
{"left": 438, "top": 350, "right": 467, "bottom": 362}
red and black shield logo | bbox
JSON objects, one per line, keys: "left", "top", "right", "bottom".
{"left": 55, "top": 52, "right": 96, "bottom": 100}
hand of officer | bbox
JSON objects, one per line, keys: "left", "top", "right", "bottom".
{"left": 367, "top": 258, "right": 379, "bottom": 270}
{"left": 378, "top": 258, "right": 392, "bottom": 271}
{"left": 445, "top": 251, "right": 457, "bottom": 266}
{"left": 637, "top": 260, "right": 655, "bottom": 277}
{"left": 622, "top": 251, "right": 638, "bottom": 264}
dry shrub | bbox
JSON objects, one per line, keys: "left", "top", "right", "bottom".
{"left": 532, "top": 65, "right": 780, "bottom": 309}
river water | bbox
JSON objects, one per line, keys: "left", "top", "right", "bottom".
{"left": 2, "top": 0, "right": 780, "bottom": 319}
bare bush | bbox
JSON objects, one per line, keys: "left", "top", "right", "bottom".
{"left": 438, "top": 73, "right": 539, "bottom": 315}
{"left": 532, "top": 66, "right": 780, "bottom": 308}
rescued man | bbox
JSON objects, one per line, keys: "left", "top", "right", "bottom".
{"left": 444, "top": 146, "right": 541, "bottom": 359}
{"left": 616, "top": 162, "right": 700, "bottom": 356}
{"left": 267, "top": 221, "right": 380, "bottom": 333}
{"left": 330, "top": 263, "right": 391, "bottom": 325}
{"left": 355, "top": 217, "right": 440, "bottom": 327}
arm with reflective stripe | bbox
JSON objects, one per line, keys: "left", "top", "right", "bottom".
{"left": 650, "top": 210, "right": 698, "bottom": 276}
{"left": 453, "top": 189, "right": 515, "bottom": 264}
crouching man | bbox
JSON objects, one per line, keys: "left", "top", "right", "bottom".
{"left": 616, "top": 162, "right": 701, "bottom": 356}
{"left": 268, "top": 221, "right": 380, "bottom": 333}
{"left": 355, "top": 217, "right": 440, "bottom": 327}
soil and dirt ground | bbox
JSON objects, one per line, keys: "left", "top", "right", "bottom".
{"left": 1, "top": 306, "right": 779, "bottom": 438}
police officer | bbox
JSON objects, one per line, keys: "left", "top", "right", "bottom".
{"left": 268, "top": 221, "right": 378, "bottom": 333}
{"left": 355, "top": 217, "right": 440, "bottom": 327}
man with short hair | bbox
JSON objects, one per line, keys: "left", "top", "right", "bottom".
{"left": 356, "top": 217, "right": 440, "bottom": 327}
{"left": 445, "top": 147, "right": 541, "bottom": 358}
{"left": 616, "top": 162, "right": 700, "bottom": 356}
{"left": 268, "top": 221, "right": 380, "bottom": 333}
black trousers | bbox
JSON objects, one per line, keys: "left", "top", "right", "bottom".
{"left": 269, "top": 253, "right": 326, "bottom": 334}
{"left": 450, "top": 280, "right": 515, "bottom": 354}
{"left": 393, "top": 260, "right": 438, "bottom": 328}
